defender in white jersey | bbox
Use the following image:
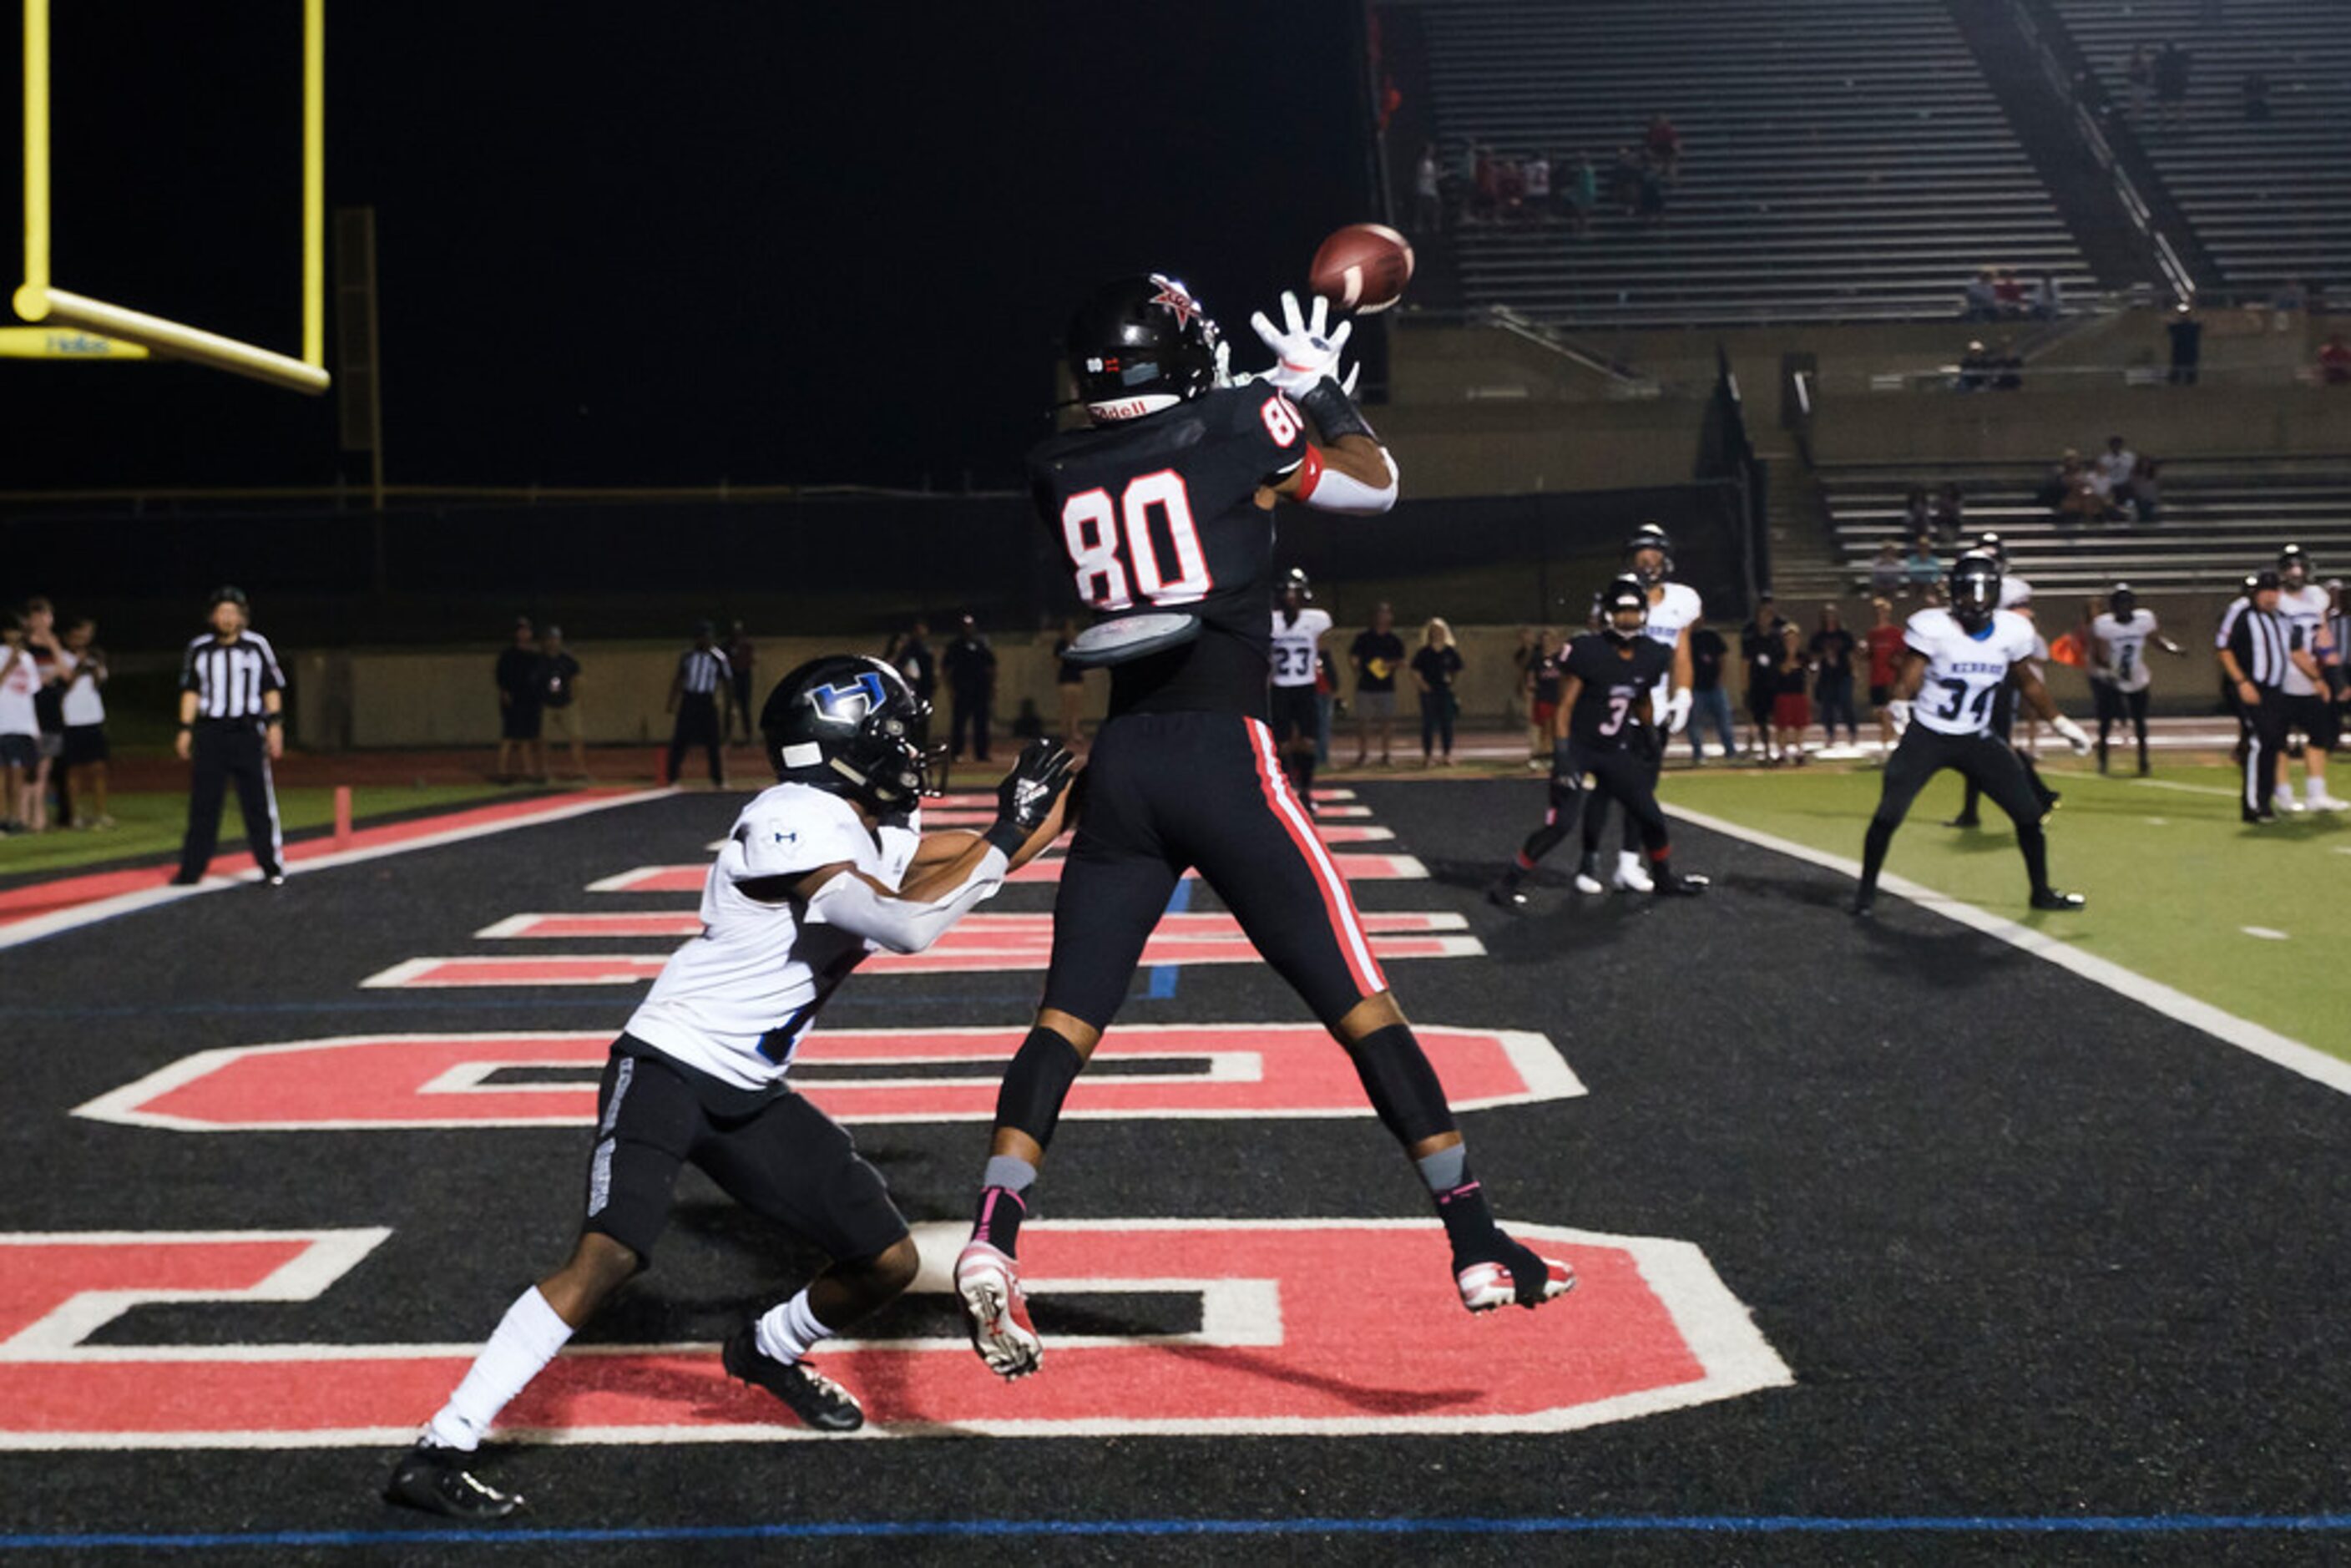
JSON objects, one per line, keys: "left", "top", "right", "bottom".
{"left": 1582, "top": 524, "right": 1698, "bottom": 892}
{"left": 1268, "top": 568, "right": 1333, "bottom": 806}
{"left": 2271, "top": 546, "right": 2345, "bottom": 811}
{"left": 387, "top": 656, "right": 1074, "bottom": 1521}
{"left": 1949, "top": 533, "right": 2057, "bottom": 827}
{"left": 1853, "top": 554, "right": 2091, "bottom": 917}
{"left": 2089, "top": 584, "right": 2182, "bottom": 775}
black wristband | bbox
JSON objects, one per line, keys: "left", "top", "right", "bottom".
{"left": 1297, "top": 376, "right": 1375, "bottom": 444}
{"left": 982, "top": 820, "right": 1028, "bottom": 858}
{"left": 263, "top": 712, "right": 283, "bottom": 726}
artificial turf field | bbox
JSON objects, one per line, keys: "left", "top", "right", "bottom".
{"left": 2, "top": 773, "right": 2345, "bottom": 1563}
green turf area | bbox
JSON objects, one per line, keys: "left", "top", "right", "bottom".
{"left": 1661, "top": 759, "right": 2348, "bottom": 1057}
{"left": 0, "top": 784, "right": 513, "bottom": 879}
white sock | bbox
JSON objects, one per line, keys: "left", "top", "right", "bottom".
{"left": 2309, "top": 776, "right": 2328, "bottom": 803}
{"left": 753, "top": 1287, "right": 834, "bottom": 1366}
{"left": 1617, "top": 850, "right": 1641, "bottom": 870}
{"left": 422, "top": 1287, "right": 574, "bottom": 1451}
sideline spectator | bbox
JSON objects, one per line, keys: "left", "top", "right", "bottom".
{"left": 1525, "top": 627, "right": 1564, "bottom": 769}
{"left": 1052, "top": 618, "right": 1087, "bottom": 746}
{"left": 538, "top": 625, "right": 587, "bottom": 781}
{"left": 942, "top": 613, "right": 997, "bottom": 762}
{"left": 493, "top": 616, "right": 544, "bottom": 784}
{"left": 1810, "top": 605, "right": 1859, "bottom": 749}
{"left": 665, "top": 621, "right": 731, "bottom": 790}
{"left": 1864, "top": 597, "right": 1906, "bottom": 753}
{"left": 1315, "top": 646, "right": 1337, "bottom": 768}
{"left": 2318, "top": 333, "right": 2351, "bottom": 386}
{"left": 59, "top": 617, "right": 111, "bottom": 827}
{"left": 1740, "top": 595, "right": 1788, "bottom": 761}
{"left": 1413, "top": 144, "right": 1442, "bottom": 234}
{"left": 1509, "top": 626, "right": 1541, "bottom": 738}
{"left": 883, "top": 619, "right": 938, "bottom": 746}
{"left": 1871, "top": 541, "right": 1904, "bottom": 599}
{"left": 23, "top": 599, "right": 68, "bottom": 830}
{"left": 1349, "top": 602, "right": 1406, "bottom": 766}
{"left": 1688, "top": 620, "right": 1736, "bottom": 762}
{"left": 0, "top": 618, "right": 38, "bottom": 832}
{"left": 2168, "top": 303, "right": 2202, "bottom": 384}
{"left": 1773, "top": 623, "right": 1813, "bottom": 765}
{"left": 1411, "top": 616, "right": 1462, "bottom": 766}
{"left": 725, "top": 621, "right": 757, "bottom": 746}
{"left": 2154, "top": 43, "right": 2191, "bottom": 132}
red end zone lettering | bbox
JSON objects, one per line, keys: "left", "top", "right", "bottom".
{"left": 73, "top": 1024, "right": 1582, "bottom": 1131}
{"left": 0, "top": 1221, "right": 1788, "bottom": 1448}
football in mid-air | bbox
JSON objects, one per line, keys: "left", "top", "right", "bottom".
{"left": 1308, "top": 222, "right": 1414, "bottom": 315}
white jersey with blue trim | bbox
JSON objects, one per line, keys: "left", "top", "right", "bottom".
{"left": 1638, "top": 581, "right": 1704, "bottom": 709}
{"left": 624, "top": 783, "right": 919, "bottom": 1090}
{"left": 2277, "top": 584, "right": 2329, "bottom": 697}
{"left": 1905, "top": 607, "right": 2035, "bottom": 737}
{"left": 1267, "top": 606, "right": 1332, "bottom": 688}
{"left": 2092, "top": 609, "right": 2160, "bottom": 694}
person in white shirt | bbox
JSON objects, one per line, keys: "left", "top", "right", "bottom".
{"left": 57, "top": 617, "right": 111, "bottom": 828}
{"left": 2090, "top": 435, "right": 2137, "bottom": 501}
{"left": 2270, "top": 545, "right": 2345, "bottom": 811}
{"left": 384, "top": 656, "right": 1074, "bottom": 1521}
{"left": 1853, "top": 553, "right": 2091, "bottom": 917}
{"left": 0, "top": 619, "right": 41, "bottom": 833}
{"left": 2089, "top": 584, "right": 2182, "bottom": 776}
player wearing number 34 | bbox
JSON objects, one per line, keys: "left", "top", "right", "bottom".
{"left": 1852, "top": 552, "right": 2092, "bottom": 918}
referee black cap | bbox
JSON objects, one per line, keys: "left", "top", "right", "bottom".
{"left": 2251, "top": 569, "right": 2282, "bottom": 593}
{"left": 692, "top": 619, "right": 715, "bottom": 639}
{"left": 210, "top": 584, "right": 249, "bottom": 609}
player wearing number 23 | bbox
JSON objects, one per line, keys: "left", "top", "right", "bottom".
{"left": 951, "top": 276, "right": 1573, "bottom": 1388}
{"left": 1853, "top": 553, "right": 2091, "bottom": 916}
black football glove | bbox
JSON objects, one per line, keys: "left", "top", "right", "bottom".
{"left": 983, "top": 740, "right": 1077, "bottom": 857}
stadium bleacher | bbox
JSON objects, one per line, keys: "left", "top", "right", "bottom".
{"left": 1414, "top": 0, "right": 2100, "bottom": 325}
{"left": 1820, "top": 454, "right": 2351, "bottom": 594}
{"left": 2045, "top": 0, "right": 2351, "bottom": 295}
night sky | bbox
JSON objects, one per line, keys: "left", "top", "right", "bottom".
{"left": 3, "top": 2, "right": 1372, "bottom": 492}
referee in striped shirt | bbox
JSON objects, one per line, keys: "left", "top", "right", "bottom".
{"left": 172, "top": 586, "right": 287, "bottom": 885}
{"left": 2218, "top": 571, "right": 2321, "bottom": 826}
{"left": 665, "top": 620, "right": 732, "bottom": 789}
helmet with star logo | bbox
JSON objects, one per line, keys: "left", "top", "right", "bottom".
{"left": 760, "top": 655, "right": 943, "bottom": 812}
{"left": 1064, "top": 272, "right": 1224, "bottom": 423}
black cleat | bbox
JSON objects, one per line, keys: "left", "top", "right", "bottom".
{"left": 1651, "top": 872, "right": 1709, "bottom": 897}
{"left": 383, "top": 1444, "right": 523, "bottom": 1520}
{"left": 721, "top": 1326, "right": 863, "bottom": 1431}
{"left": 167, "top": 872, "right": 203, "bottom": 887}
{"left": 1484, "top": 878, "right": 1529, "bottom": 909}
{"left": 1942, "top": 815, "right": 1981, "bottom": 830}
{"left": 2030, "top": 888, "right": 2087, "bottom": 912}
{"left": 1848, "top": 893, "right": 1875, "bottom": 918}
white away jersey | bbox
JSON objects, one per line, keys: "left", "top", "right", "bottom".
{"left": 2092, "top": 610, "right": 2160, "bottom": 693}
{"left": 1268, "top": 606, "right": 1332, "bottom": 688}
{"left": 2000, "top": 574, "right": 2033, "bottom": 609}
{"left": 624, "top": 783, "right": 918, "bottom": 1090}
{"left": 2277, "top": 584, "right": 2330, "bottom": 696}
{"left": 1638, "top": 581, "right": 1704, "bottom": 707}
{"left": 1905, "top": 607, "right": 2035, "bottom": 736}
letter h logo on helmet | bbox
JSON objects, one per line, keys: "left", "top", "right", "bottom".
{"left": 806, "top": 671, "right": 888, "bottom": 727}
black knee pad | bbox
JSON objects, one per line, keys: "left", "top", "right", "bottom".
{"left": 1343, "top": 1024, "right": 1458, "bottom": 1146}
{"left": 994, "top": 1025, "right": 1085, "bottom": 1149}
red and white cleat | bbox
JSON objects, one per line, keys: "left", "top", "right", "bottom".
{"left": 955, "top": 1240, "right": 1043, "bottom": 1379}
{"left": 1455, "top": 1242, "right": 1575, "bottom": 1313}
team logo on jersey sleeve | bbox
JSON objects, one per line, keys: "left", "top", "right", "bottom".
{"left": 806, "top": 671, "right": 888, "bottom": 726}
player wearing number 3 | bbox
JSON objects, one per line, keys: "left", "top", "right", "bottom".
{"left": 953, "top": 276, "right": 1573, "bottom": 1384}
{"left": 1852, "top": 553, "right": 2091, "bottom": 918}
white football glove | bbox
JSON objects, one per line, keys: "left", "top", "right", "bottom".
{"left": 1213, "top": 337, "right": 1253, "bottom": 389}
{"left": 1663, "top": 687, "right": 1693, "bottom": 735}
{"left": 1886, "top": 699, "right": 1913, "bottom": 739}
{"left": 1250, "top": 291, "right": 1353, "bottom": 398}
{"left": 2050, "top": 714, "right": 2091, "bottom": 756}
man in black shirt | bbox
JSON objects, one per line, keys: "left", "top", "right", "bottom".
{"left": 1810, "top": 606, "right": 1858, "bottom": 749}
{"left": 538, "top": 625, "right": 587, "bottom": 781}
{"left": 1740, "top": 595, "right": 1789, "bottom": 761}
{"left": 1490, "top": 577, "right": 1708, "bottom": 904}
{"left": 1348, "top": 602, "right": 1406, "bottom": 766}
{"left": 941, "top": 615, "right": 997, "bottom": 762}
{"left": 884, "top": 620, "right": 938, "bottom": 747}
{"left": 953, "top": 278, "right": 1571, "bottom": 1385}
{"left": 493, "top": 617, "right": 544, "bottom": 784}
{"left": 1686, "top": 623, "right": 1735, "bottom": 762}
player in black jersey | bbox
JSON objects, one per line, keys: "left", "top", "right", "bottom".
{"left": 954, "top": 276, "right": 1572, "bottom": 1381}
{"left": 1489, "top": 577, "right": 1709, "bottom": 906}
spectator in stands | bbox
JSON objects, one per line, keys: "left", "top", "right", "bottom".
{"left": 1932, "top": 483, "right": 1967, "bottom": 543}
{"left": 2318, "top": 333, "right": 2351, "bottom": 386}
{"left": 1349, "top": 602, "right": 1405, "bottom": 767}
{"left": 1610, "top": 146, "right": 1643, "bottom": 215}
{"left": 1495, "top": 155, "right": 1525, "bottom": 221}
{"left": 493, "top": 616, "right": 544, "bottom": 785}
{"left": 1411, "top": 616, "right": 1462, "bottom": 766}
{"left": 2124, "top": 44, "right": 2154, "bottom": 123}
{"left": 1810, "top": 605, "right": 1858, "bottom": 750}
{"left": 1994, "top": 269, "right": 2028, "bottom": 316}
{"left": 1740, "top": 596, "right": 1788, "bottom": 761}
{"left": 2092, "top": 436, "right": 2138, "bottom": 503}
{"left": 1963, "top": 271, "right": 1999, "bottom": 321}
{"left": 1957, "top": 339, "right": 1993, "bottom": 391}
{"left": 1523, "top": 151, "right": 1551, "bottom": 219}
{"left": 1413, "top": 144, "right": 1442, "bottom": 234}
{"left": 2167, "top": 302, "right": 2202, "bottom": 384}
{"left": 1688, "top": 621, "right": 1736, "bottom": 763}
{"left": 1773, "top": 623, "right": 1813, "bottom": 766}
{"left": 941, "top": 613, "right": 997, "bottom": 762}
{"left": 1472, "top": 143, "right": 1498, "bottom": 224}
{"left": 2154, "top": 43, "right": 2191, "bottom": 132}
{"left": 1904, "top": 536, "right": 1941, "bottom": 591}
{"left": 1635, "top": 157, "right": 1667, "bottom": 226}
{"left": 2126, "top": 456, "right": 2165, "bottom": 523}
{"left": 1904, "top": 486, "right": 1933, "bottom": 537}
{"left": 2050, "top": 450, "right": 2108, "bottom": 526}
{"left": 1991, "top": 339, "right": 2025, "bottom": 391}
{"left": 1645, "top": 114, "right": 1683, "bottom": 181}
{"left": 1865, "top": 597, "right": 1906, "bottom": 753}
{"left": 538, "top": 625, "right": 587, "bottom": 781}
{"left": 58, "top": 617, "right": 110, "bottom": 829}
{"left": 1566, "top": 153, "right": 1597, "bottom": 236}
{"left": 1871, "top": 541, "right": 1905, "bottom": 600}
{"left": 2241, "top": 70, "right": 2271, "bottom": 123}
{"left": 2032, "top": 271, "right": 2065, "bottom": 318}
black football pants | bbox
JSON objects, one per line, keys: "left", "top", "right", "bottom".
{"left": 179, "top": 721, "right": 282, "bottom": 880}
{"left": 2237, "top": 693, "right": 2287, "bottom": 820}
{"left": 1862, "top": 725, "right": 2051, "bottom": 898}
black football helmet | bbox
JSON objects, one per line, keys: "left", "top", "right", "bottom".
{"left": 760, "top": 655, "right": 942, "bottom": 812}
{"left": 1949, "top": 552, "right": 2002, "bottom": 631}
{"left": 1278, "top": 567, "right": 1312, "bottom": 606}
{"left": 1623, "top": 524, "right": 1673, "bottom": 587}
{"left": 1600, "top": 574, "right": 1651, "bottom": 640}
{"left": 2108, "top": 581, "right": 2137, "bottom": 620}
{"left": 1065, "top": 273, "right": 1222, "bottom": 422}
{"left": 2278, "top": 544, "right": 2311, "bottom": 586}
{"left": 1974, "top": 530, "right": 2008, "bottom": 564}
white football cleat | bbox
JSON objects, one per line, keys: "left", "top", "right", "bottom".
{"left": 954, "top": 1240, "right": 1041, "bottom": 1381}
{"left": 1455, "top": 1247, "right": 1576, "bottom": 1313}
{"left": 2308, "top": 793, "right": 2348, "bottom": 812}
{"left": 1573, "top": 870, "right": 1605, "bottom": 894}
{"left": 1610, "top": 852, "right": 1654, "bottom": 893}
{"left": 2273, "top": 792, "right": 2306, "bottom": 814}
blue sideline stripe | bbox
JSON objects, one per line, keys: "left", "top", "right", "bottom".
{"left": 6, "top": 1515, "right": 2350, "bottom": 1550}
{"left": 1143, "top": 877, "right": 1193, "bottom": 999}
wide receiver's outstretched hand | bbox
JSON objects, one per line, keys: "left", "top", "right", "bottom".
{"left": 983, "top": 740, "right": 1077, "bottom": 859}
{"left": 1251, "top": 291, "right": 1354, "bottom": 399}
